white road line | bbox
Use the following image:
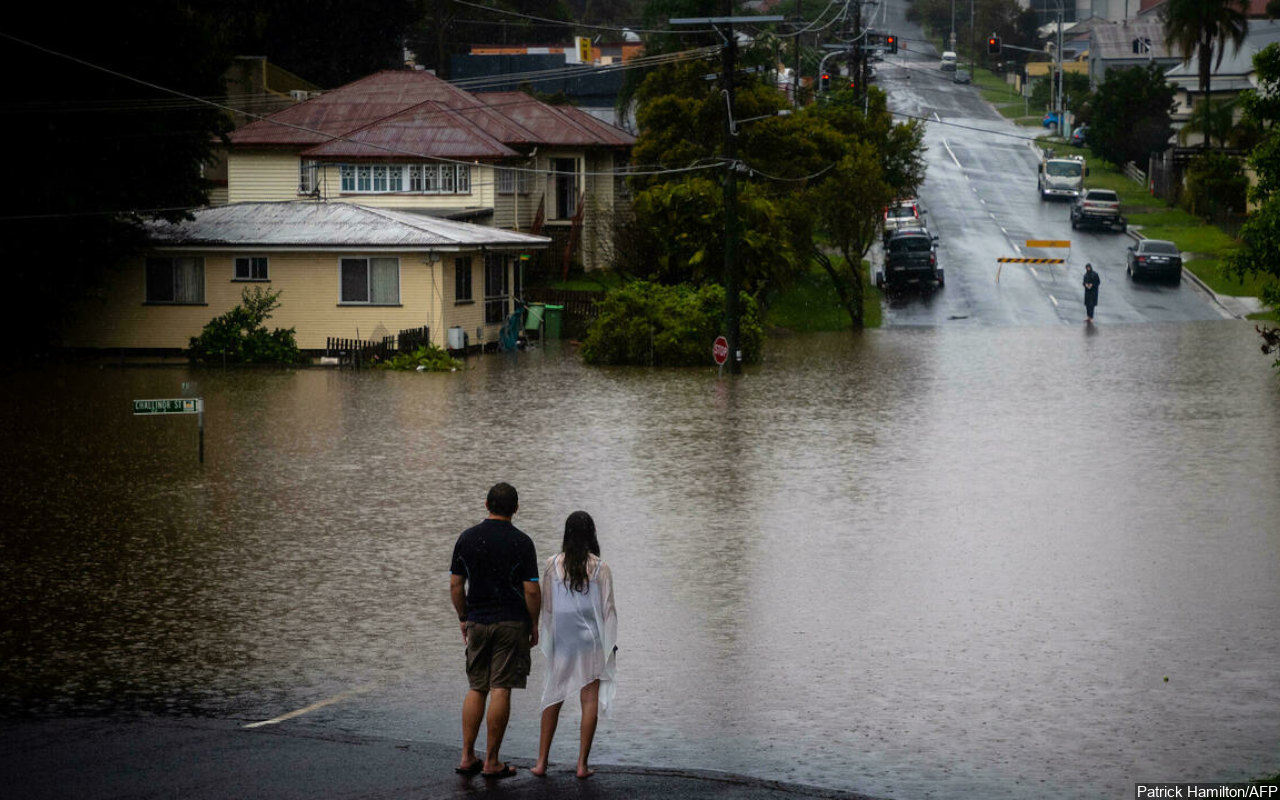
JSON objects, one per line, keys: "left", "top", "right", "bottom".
{"left": 942, "top": 139, "right": 962, "bottom": 168}
{"left": 1029, "top": 266, "right": 1039, "bottom": 278}
{"left": 1049, "top": 294, "right": 1059, "bottom": 307}
{"left": 243, "top": 684, "right": 375, "bottom": 729}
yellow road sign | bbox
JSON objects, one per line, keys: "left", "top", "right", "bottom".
{"left": 1025, "top": 239, "right": 1071, "bottom": 248}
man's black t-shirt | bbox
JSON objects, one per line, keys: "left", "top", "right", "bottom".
{"left": 450, "top": 518, "right": 539, "bottom": 624}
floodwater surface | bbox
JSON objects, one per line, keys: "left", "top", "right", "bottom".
{"left": 1, "top": 322, "right": 1278, "bottom": 799}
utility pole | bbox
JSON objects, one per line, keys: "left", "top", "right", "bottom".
{"left": 670, "top": 11, "right": 784, "bottom": 375}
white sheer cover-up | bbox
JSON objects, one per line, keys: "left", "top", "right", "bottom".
{"left": 538, "top": 554, "right": 617, "bottom": 716}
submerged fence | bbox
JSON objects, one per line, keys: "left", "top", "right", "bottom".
{"left": 324, "top": 326, "right": 429, "bottom": 368}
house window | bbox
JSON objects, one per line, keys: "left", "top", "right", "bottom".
{"left": 483, "top": 253, "right": 508, "bottom": 324}
{"left": 146, "top": 257, "right": 205, "bottom": 304}
{"left": 340, "top": 257, "right": 400, "bottom": 305}
{"left": 552, "top": 157, "right": 579, "bottom": 219}
{"left": 234, "top": 256, "right": 269, "bottom": 281}
{"left": 337, "top": 163, "right": 472, "bottom": 195}
{"left": 455, "top": 256, "right": 473, "bottom": 302}
{"left": 498, "top": 167, "right": 532, "bottom": 194}
{"left": 299, "top": 160, "right": 319, "bottom": 194}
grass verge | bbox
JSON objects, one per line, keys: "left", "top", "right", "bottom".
{"left": 765, "top": 260, "right": 882, "bottom": 331}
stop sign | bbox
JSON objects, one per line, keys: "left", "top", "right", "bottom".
{"left": 712, "top": 335, "right": 729, "bottom": 365}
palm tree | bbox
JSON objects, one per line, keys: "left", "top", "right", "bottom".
{"left": 1162, "top": 0, "right": 1250, "bottom": 149}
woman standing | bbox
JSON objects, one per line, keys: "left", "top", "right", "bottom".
{"left": 530, "top": 511, "right": 617, "bottom": 779}
{"left": 1083, "top": 263, "right": 1101, "bottom": 323}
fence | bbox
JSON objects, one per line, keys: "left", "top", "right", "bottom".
{"left": 523, "top": 289, "right": 604, "bottom": 340}
{"left": 324, "top": 326, "right": 429, "bottom": 368}
{"left": 1123, "top": 161, "right": 1147, "bottom": 185}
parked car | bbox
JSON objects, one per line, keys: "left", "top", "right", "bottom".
{"left": 1070, "top": 124, "right": 1088, "bottom": 146}
{"left": 952, "top": 69, "right": 971, "bottom": 84}
{"left": 883, "top": 199, "right": 926, "bottom": 245}
{"left": 940, "top": 51, "right": 958, "bottom": 71}
{"left": 1042, "top": 111, "right": 1061, "bottom": 128}
{"left": 1071, "top": 188, "right": 1126, "bottom": 232}
{"left": 876, "top": 228, "right": 943, "bottom": 291}
{"left": 1126, "top": 239, "right": 1183, "bottom": 283}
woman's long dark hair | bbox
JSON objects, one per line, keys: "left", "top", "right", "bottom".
{"left": 561, "top": 510, "right": 600, "bottom": 594}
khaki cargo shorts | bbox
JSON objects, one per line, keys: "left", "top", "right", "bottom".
{"left": 464, "top": 620, "right": 531, "bottom": 691}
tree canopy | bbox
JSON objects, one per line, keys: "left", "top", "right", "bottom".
{"left": 621, "top": 57, "right": 925, "bottom": 329}
{"left": 1227, "top": 43, "right": 1280, "bottom": 317}
{"left": 1087, "top": 64, "right": 1177, "bottom": 168}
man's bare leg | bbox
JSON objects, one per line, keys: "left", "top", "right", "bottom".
{"left": 530, "top": 702, "right": 563, "bottom": 776}
{"left": 482, "top": 688, "right": 513, "bottom": 773}
{"left": 459, "top": 689, "right": 487, "bottom": 771}
{"left": 577, "top": 681, "right": 600, "bottom": 778}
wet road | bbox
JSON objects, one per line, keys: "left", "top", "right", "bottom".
{"left": 873, "top": 12, "right": 1224, "bottom": 328}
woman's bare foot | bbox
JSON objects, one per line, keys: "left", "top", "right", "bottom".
{"left": 576, "top": 765, "right": 595, "bottom": 779}
{"left": 530, "top": 762, "right": 548, "bottom": 778}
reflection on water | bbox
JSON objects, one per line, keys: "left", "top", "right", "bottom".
{"left": 2, "top": 322, "right": 1279, "bottom": 798}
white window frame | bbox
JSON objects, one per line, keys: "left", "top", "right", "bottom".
{"left": 337, "top": 162, "right": 472, "bottom": 195}
{"left": 339, "top": 256, "right": 401, "bottom": 305}
{"left": 233, "top": 256, "right": 269, "bottom": 281}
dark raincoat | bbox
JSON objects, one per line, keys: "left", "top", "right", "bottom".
{"left": 1083, "top": 268, "right": 1100, "bottom": 314}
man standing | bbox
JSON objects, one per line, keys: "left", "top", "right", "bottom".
{"left": 1083, "top": 263, "right": 1100, "bottom": 323}
{"left": 450, "top": 482, "right": 540, "bottom": 779}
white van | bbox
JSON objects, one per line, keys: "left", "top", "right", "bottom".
{"left": 939, "top": 51, "right": 958, "bottom": 71}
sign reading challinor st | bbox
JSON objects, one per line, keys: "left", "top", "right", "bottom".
{"left": 133, "top": 398, "right": 202, "bottom": 415}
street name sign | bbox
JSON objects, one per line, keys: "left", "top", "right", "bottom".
{"left": 133, "top": 398, "right": 202, "bottom": 415}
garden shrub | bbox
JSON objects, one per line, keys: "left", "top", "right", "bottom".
{"left": 187, "top": 287, "right": 302, "bottom": 364}
{"left": 579, "top": 281, "right": 763, "bottom": 367}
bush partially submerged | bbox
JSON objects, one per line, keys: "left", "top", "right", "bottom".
{"left": 580, "top": 281, "right": 763, "bottom": 367}
{"left": 378, "top": 344, "right": 463, "bottom": 372}
{"left": 188, "top": 287, "right": 302, "bottom": 364}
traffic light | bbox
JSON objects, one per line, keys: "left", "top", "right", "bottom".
{"left": 886, "top": 34, "right": 898, "bottom": 54}
{"left": 820, "top": 72, "right": 830, "bottom": 91}
{"left": 987, "top": 35, "right": 1001, "bottom": 55}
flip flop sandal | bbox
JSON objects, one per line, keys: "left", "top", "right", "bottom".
{"left": 482, "top": 764, "right": 518, "bottom": 779}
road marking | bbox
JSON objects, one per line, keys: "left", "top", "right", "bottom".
{"left": 1030, "top": 267, "right": 1039, "bottom": 278}
{"left": 243, "top": 684, "right": 375, "bottom": 729}
{"left": 1049, "top": 294, "right": 1059, "bottom": 306}
{"left": 942, "top": 138, "right": 962, "bottom": 168}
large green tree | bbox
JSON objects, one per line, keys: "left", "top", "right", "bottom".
{"left": 623, "top": 56, "right": 925, "bottom": 328}
{"left": 0, "top": 2, "right": 233, "bottom": 352}
{"left": 1227, "top": 43, "right": 1280, "bottom": 347}
{"left": 1162, "top": 0, "right": 1249, "bottom": 149}
{"left": 1087, "top": 64, "right": 1177, "bottom": 169}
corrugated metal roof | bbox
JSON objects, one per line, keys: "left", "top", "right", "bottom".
{"left": 145, "top": 202, "right": 550, "bottom": 250}
{"left": 477, "top": 92, "right": 635, "bottom": 147}
{"left": 301, "top": 102, "right": 519, "bottom": 159}
{"left": 229, "top": 70, "right": 635, "bottom": 156}
{"left": 229, "top": 71, "right": 491, "bottom": 148}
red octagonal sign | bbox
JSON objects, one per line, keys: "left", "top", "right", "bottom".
{"left": 712, "top": 335, "right": 729, "bottom": 365}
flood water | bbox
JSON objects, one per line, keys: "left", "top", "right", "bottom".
{"left": 2, "top": 322, "right": 1279, "bottom": 799}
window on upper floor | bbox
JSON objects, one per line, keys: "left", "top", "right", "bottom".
{"left": 340, "top": 257, "right": 400, "bottom": 305}
{"left": 145, "top": 257, "right": 205, "bottom": 304}
{"left": 234, "top": 256, "right": 269, "bottom": 281}
{"left": 299, "top": 160, "right": 319, "bottom": 195}
{"left": 340, "top": 163, "right": 472, "bottom": 195}
{"left": 497, "top": 167, "right": 533, "bottom": 194}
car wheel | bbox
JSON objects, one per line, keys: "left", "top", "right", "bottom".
{"left": 937, "top": 269, "right": 945, "bottom": 288}
{"left": 875, "top": 270, "right": 885, "bottom": 290}
{"left": 1126, "top": 263, "right": 1133, "bottom": 279}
